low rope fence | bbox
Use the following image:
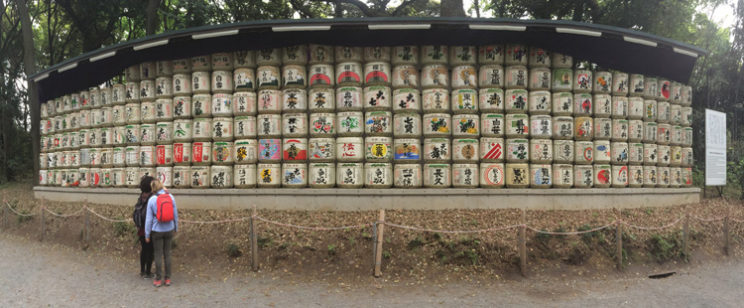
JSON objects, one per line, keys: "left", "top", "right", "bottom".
{"left": 1, "top": 197, "right": 741, "bottom": 278}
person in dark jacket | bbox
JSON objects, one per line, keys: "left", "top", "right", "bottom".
{"left": 137, "top": 176, "right": 155, "bottom": 278}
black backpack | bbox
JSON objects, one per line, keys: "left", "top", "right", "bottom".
{"left": 132, "top": 195, "right": 150, "bottom": 229}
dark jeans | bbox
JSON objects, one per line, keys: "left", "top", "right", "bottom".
{"left": 152, "top": 231, "right": 174, "bottom": 280}
{"left": 139, "top": 236, "right": 154, "bottom": 274}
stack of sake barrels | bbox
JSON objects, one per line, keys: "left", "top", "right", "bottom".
{"left": 38, "top": 44, "right": 695, "bottom": 189}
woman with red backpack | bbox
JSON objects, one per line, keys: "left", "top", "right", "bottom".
{"left": 133, "top": 176, "right": 154, "bottom": 278}
{"left": 144, "top": 179, "right": 178, "bottom": 287}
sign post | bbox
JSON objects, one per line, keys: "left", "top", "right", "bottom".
{"left": 705, "top": 109, "right": 727, "bottom": 192}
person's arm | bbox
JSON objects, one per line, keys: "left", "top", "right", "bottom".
{"left": 145, "top": 196, "right": 155, "bottom": 240}
{"left": 171, "top": 194, "right": 178, "bottom": 233}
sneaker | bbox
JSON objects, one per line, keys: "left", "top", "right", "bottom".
{"left": 153, "top": 279, "right": 162, "bottom": 287}
{"left": 144, "top": 273, "right": 154, "bottom": 279}
{"left": 164, "top": 279, "right": 171, "bottom": 286}
{"left": 139, "top": 272, "right": 146, "bottom": 278}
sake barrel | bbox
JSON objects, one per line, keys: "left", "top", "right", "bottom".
{"left": 658, "top": 145, "right": 671, "bottom": 166}
{"left": 574, "top": 93, "right": 593, "bottom": 116}
{"left": 423, "top": 163, "right": 451, "bottom": 188}
{"left": 643, "top": 77, "right": 658, "bottom": 99}
{"left": 156, "top": 60, "right": 173, "bottom": 77}
{"left": 643, "top": 143, "right": 658, "bottom": 165}
{"left": 681, "top": 107, "right": 692, "bottom": 126}
{"left": 172, "top": 73, "right": 191, "bottom": 96}
{"left": 451, "top": 65, "right": 477, "bottom": 89}
{"left": 336, "top": 162, "right": 364, "bottom": 188}
{"left": 393, "top": 138, "right": 421, "bottom": 161}
{"left": 530, "top": 115, "right": 552, "bottom": 139}
{"left": 671, "top": 167, "right": 682, "bottom": 187}
{"left": 421, "top": 64, "right": 449, "bottom": 88}
{"left": 671, "top": 146, "right": 682, "bottom": 166}
{"left": 112, "top": 105, "right": 126, "bottom": 126}
{"left": 234, "top": 68, "right": 256, "bottom": 91}
{"left": 233, "top": 139, "right": 258, "bottom": 164}
{"left": 230, "top": 116, "right": 254, "bottom": 139}
{"left": 364, "top": 62, "right": 391, "bottom": 86}
{"left": 257, "top": 89, "right": 282, "bottom": 113}
{"left": 140, "top": 123, "right": 156, "bottom": 145}
{"left": 683, "top": 127, "right": 693, "bottom": 146}
{"left": 477, "top": 163, "right": 504, "bottom": 188}
{"left": 254, "top": 48, "right": 279, "bottom": 65}
{"left": 125, "top": 82, "right": 140, "bottom": 103}
{"left": 611, "top": 96, "right": 629, "bottom": 119}
{"left": 643, "top": 121, "right": 657, "bottom": 143}
{"left": 308, "top": 88, "right": 334, "bottom": 112}
{"left": 124, "top": 167, "right": 139, "bottom": 187}
{"left": 624, "top": 164, "right": 642, "bottom": 187}
{"left": 644, "top": 99, "right": 657, "bottom": 121}
{"left": 657, "top": 123, "right": 671, "bottom": 145}
{"left": 256, "top": 66, "right": 281, "bottom": 90}
{"left": 529, "top": 67, "right": 551, "bottom": 91}
{"left": 282, "top": 45, "right": 307, "bottom": 64}
{"left": 88, "top": 168, "right": 102, "bottom": 187}
{"left": 504, "top": 44, "right": 527, "bottom": 66}
{"left": 156, "top": 166, "right": 173, "bottom": 187}
{"left": 282, "top": 138, "right": 308, "bottom": 162}
{"left": 192, "top": 118, "right": 212, "bottom": 141}
{"left": 191, "top": 71, "right": 211, "bottom": 94}
{"left": 478, "top": 65, "right": 503, "bottom": 89}
{"left": 155, "top": 122, "right": 173, "bottom": 145}
{"left": 506, "top": 138, "right": 529, "bottom": 163}
{"left": 531, "top": 139, "right": 553, "bottom": 163}
{"left": 504, "top": 89, "right": 528, "bottom": 113}
{"left": 336, "top": 111, "right": 364, "bottom": 136}
{"left": 452, "top": 114, "right": 479, "bottom": 137}
{"left": 610, "top": 141, "right": 629, "bottom": 165}
{"left": 234, "top": 164, "right": 257, "bottom": 188}
{"left": 594, "top": 140, "right": 611, "bottom": 164}
{"left": 452, "top": 139, "right": 479, "bottom": 163}
{"left": 552, "top": 116, "right": 574, "bottom": 140}
{"left": 529, "top": 164, "right": 552, "bottom": 188}
{"left": 99, "top": 148, "right": 112, "bottom": 167}
{"left": 657, "top": 166, "right": 671, "bottom": 187}
{"left": 363, "top": 86, "right": 392, "bottom": 110}
{"left": 172, "top": 119, "right": 192, "bottom": 142}
{"left": 125, "top": 102, "right": 141, "bottom": 123}
{"left": 658, "top": 79, "right": 672, "bottom": 102}
{"left": 212, "top": 141, "right": 233, "bottom": 165}
{"left": 209, "top": 165, "right": 233, "bottom": 188}
{"left": 611, "top": 119, "right": 629, "bottom": 141}
{"left": 256, "top": 114, "right": 281, "bottom": 138}
{"left": 553, "top": 140, "right": 574, "bottom": 163}
{"left": 670, "top": 104, "right": 682, "bottom": 125}
{"left": 392, "top": 88, "right": 421, "bottom": 113}
{"left": 308, "top": 138, "right": 335, "bottom": 162}
{"left": 111, "top": 168, "right": 125, "bottom": 187}
{"left": 478, "top": 45, "right": 504, "bottom": 65}
{"left": 365, "top": 136, "right": 393, "bottom": 162}
{"left": 593, "top": 71, "right": 612, "bottom": 94}
{"left": 393, "top": 163, "right": 423, "bottom": 188}
{"left": 505, "top": 113, "right": 529, "bottom": 138}
{"left": 191, "top": 141, "right": 211, "bottom": 165}
{"left": 308, "top": 163, "right": 335, "bottom": 188}
{"left": 424, "top": 138, "right": 452, "bottom": 162}
{"left": 479, "top": 88, "right": 504, "bottom": 113}
{"left": 283, "top": 88, "right": 307, "bottom": 112}
{"left": 172, "top": 142, "right": 191, "bottom": 165}
{"left": 154, "top": 77, "right": 172, "bottom": 98}
{"left": 281, "top": 163, "right": 307, "bottom": 188}
{"left": 529, "top": 90, "right": 551, "bottom": 114}
{"left": 233, "top": 50, "right": 256, "bottom": 68}
{"left": 190, "top": 165, "right": 210, "bottom": 188}
{"left": 575, "top": 141, "right": 594, "bottom": 165}
{"left": 627, "top": 74, "right": 644, "bottom": 96}
{"left": 308, "top": 64, "right": 334, "bottom": 87}
{"left": 393, "top": 46, "right": 419, "bottom": 65}
{"left": 552, "top": 92, "right": 573, "bottom": 115}
{"left": 481, "top": 113, "right": 505, "bottom": 137}
{"left": 682, "top": 167, "right": 693, "bottom": 186}
{"left": 422, "top": 88, "right": 450, "bottom": 113}
{"left": 612, "top": 72, "right": 629, "bottom": 96}
{"left": 336, "top": 62, "right": 363, "bottom": 86}
{"left": 365, "top": 111, "right": 392, "bottom": 136}
{"left": 137, "top": 145, "right": 155, "bottom": 167}
{"left": 657, "top": 101, "right": 671, "bottom": 124}
{"left": 505, "top": 163, "right": 529, "bottom": 188}
{"left": 592, "top": 164, "right": 612, "bottom": 188}
{"left": 552, "top": 68, "right": 573, "bottom": 91}
{"left": 553, "top": 164, "right": 573, "bottom": 188}
{"left": 156, "top": 144, "right": 173, "bottom": 166}
{"left": 574, "top": 69, "right": 593, "bottom": 93}
{"left": 78, "top": 149, "right": 90, "bottom": 167}
{"left": 335, "top": 46, "right": 362, "bottom": 62}
{"left": 336, "top": 86, "right": 363, "bottom": 111}
{"left": 281, "top": 113, "right": 308, "bottom": 138}
{"left": 526, "top": 47, "right": 549, "bottom": 67}
{"left": 628, "top": 142, "right": 644, "bottom": 165}
{"left": 643, "top": 166, "right": 659, "bottom": 187}
{"left": 572, "top": 165, "right": 593, "bottom": 188}
{"left": 137, "top": 166, "right": 156, "bottom": 182}
{"left": 594, "top": 94, "right": 612, "bottom": 118}
{"left": 421, "top": 45, "right": 449, "bottom": 64}
{"left": 336, "top": 137, "right": 363, "bottom": 162}
{"left": 452, "top": 163, "right": 479, "bottom": 188}
{"left": 628, "top": 120, "right": 644, "bottom": 142}
{"left": 504, "top": 65, "right": 528, "bottom": 89}
{"left": 365, "top": 163, "right": 393, "bottom": 188}
{"left": 309, "top": 113, "right": 336, "bottom": 137}
{"left": 190, "top": 93, "right": 211, "bottom": 118}
{"left": 124, "top": 124, "right": 140, "bottom": 145}
{"left": 258, "top": 138, "right": 282, "bottom": 162}
{"left": 450, "top": 46, "right": 476, "bottom": 66}
{"left": 594, "top": 117, "right": 612, "bottom": 140}
{"left": 574, "top": 117, "right": 593, "bottom": 140}
{"left": 681, "top": 147, "right": 694, "bottom": 167}
{"left": 208, "top": 93, "right": 232, "bottom": 117}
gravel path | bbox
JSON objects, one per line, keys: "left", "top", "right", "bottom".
{"left": 1, "top": 233, "right": 743, "bottom": 307}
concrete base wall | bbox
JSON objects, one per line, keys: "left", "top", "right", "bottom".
{"left": 33, "top": 186, "right": 701, "bottom": 211}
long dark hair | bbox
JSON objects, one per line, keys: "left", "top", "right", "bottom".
{"left": 139, "top": 176, "right": 155, "bottom": 198}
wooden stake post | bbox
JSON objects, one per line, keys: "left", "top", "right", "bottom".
{"left": 2, "top": 193, "right": 7, "bottom": 230}
{"left": 519, "top": 209, "right": 527, "bottom": 277}
{"left": 250, "top": 205, "right": 258, "bottom": 272}
{"left": 84, "top": 202, "right": 90, "bottom": 243}
{"left": 40, "top": 199, "right": 45, "bottom": 241}
{"left": 724, "top": 216, "right": 730, "bottom": 256}
{"left": 616, "top": 221, "right": 623, "bottom": 271}
{"left": 683, "top": 214, "right": 689, "bottom": 260}
{"left": 374, "top": 209, "right": 385, "bottom": 278}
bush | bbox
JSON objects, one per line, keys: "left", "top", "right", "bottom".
{"left": 113, "top": 221, "right": 135, "bottom": 237}
{"left": 226, "top": 243, "right": 242, "bottom": 258}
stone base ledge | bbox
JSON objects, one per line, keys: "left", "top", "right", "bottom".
{"left": 33, "top": 186, "right": 701, "bottom": 211}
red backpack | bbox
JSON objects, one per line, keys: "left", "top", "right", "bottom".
{"left": 156, "top": 193, "right": 174, "bottom": 222}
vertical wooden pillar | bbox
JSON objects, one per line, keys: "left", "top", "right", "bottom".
{"left": 683, "top": 214, "right": 690, "bottom": 260}
{"left": 724, "top": 216, "right": 730, "bottom": 256}
{"left": 374, "top": 209, "right": 385, "bottom": 278}
{"left": 616, "top": 221, "right": 623, "bottom": 271}
{"left": 250, "top": 205, "right": 258, "bottom": 272}
{"left": 519, "top": 209, "right": 527, "bottom": 277}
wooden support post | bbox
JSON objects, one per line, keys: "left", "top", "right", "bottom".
{"left": 683, "top": 214, "right": 689, "bottom": 260}
{"left": 84, "top": 203, "right": 90, "bottom": 243}
{"left": 40, "top": 200, "right": 45, "bottom": 242}
{"left": 616, "top": 221, "right": 623, "bottom": 271}
{"left": 724, "top": 216, "right": 730, "bottom": 256}
{"left": 2, "top": 193, "right": 7, "bottom": 230}
{"left": 374, "top": 209, "right": 385, "bottom": 278}
{"left": 250, "top": 205, "right": 258, "bottom": 272}
{"left": 519, "top": 209, "right": 527, "bottom": 277}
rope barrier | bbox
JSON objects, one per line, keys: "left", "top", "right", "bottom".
{"left": 255, "top": 216, "right": 372, "bottom": 231}
{"left": 731, "top": 217, "right": 744, "bottom": 224}
{"left": 691, "top": 215, "right": 726, "bottom": 223}
{"left": 42, "top": 207, "right": 84, "bottom": 218}
{"left": 622, "top": 216, "right": 684, "bottom": 231}
{"left": 526, "top": 222, "right": 616, "bottom": 236}
{"left": 4, "top": 202, "right": 37, "bottom": 217}
{"left": 85, "top": 207, "right": 129, "bottom": 223}
{"left": 384, "top": 221, "right": 522, "bottom": 234}
{"left": 180, "top": 217, "right": 249, "bottom": 225}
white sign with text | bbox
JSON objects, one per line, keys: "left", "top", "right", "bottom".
{"left": 705, "top": 109, "right": 727, "bottom": 186}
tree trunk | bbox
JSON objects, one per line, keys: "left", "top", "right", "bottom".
{"left": 146, "top": 0, "right": 161, "bottom": 35}
{"left": 441, "top": 0, "right": 466, "bottom": 17}
{"left": 15, "top": 0, "right": 40, "bottom": 185}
